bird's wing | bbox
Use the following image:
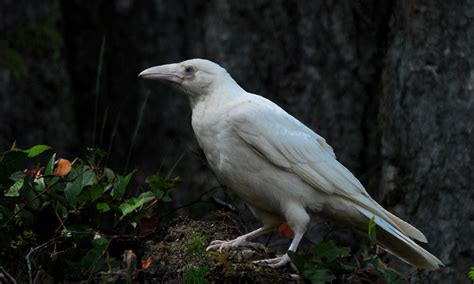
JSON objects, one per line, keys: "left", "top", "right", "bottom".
{"left": 228, "top": 97, "right": 369, "bottom": 200}
{"left": 228, "top": 96, "right": 428, "bottom": 243}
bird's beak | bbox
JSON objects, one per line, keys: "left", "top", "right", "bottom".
{"left": 138, "top": 63, "right": 184, "bottom": 84}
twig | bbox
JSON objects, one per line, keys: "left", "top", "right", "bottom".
{"left": 0, "top": 266, "right": 17, "bottom": 284}
{"left": 53, "top": 203, "right": 67, "bottom": 231}
{"left": 124, "top": 91, "right": 150, "bottom": 174}
{"left": 166, "top": 151, "right": 186, "bottom": 179}
{"left": 99, "top": 106, "right": 109, "bottom": 147}
{"left": 105, "top": 114, "right": 121, "bottom": 167}
{"left": 88, "top": 238, "right": 112, "bottom": 282}
{"left": 92, "top": 35, "right": 106, "bottom": 147}
{"left": 26, "top": 240, "right": 54, "bottom": 284}
{"left": 162, "top": 186, "right": 222, "bottom": 217}
{"left": 1, "top": 177, "right": 64, "bottom": 228}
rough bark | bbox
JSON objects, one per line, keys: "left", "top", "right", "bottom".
{"left": 380, "top": 0, "right": 474, "bottom": 281}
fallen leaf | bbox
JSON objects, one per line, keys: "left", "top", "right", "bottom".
{"left": 124, "top": 250, "right": 137, "bottom": 270}
{"left": 278, "top": 222, "right": 294, "bottom": 239}
{"left": 53, "top": 158, "right": 72, "bottom": 176}
{"left": 141, "top": 255, "right": 153, "bottom": 270}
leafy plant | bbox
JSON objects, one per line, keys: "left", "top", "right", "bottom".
{"left": 187, "top": 232, "right": 207, "bottom": 257}
{"left": 289, "top": 218, "right": 406, "bottom": 284}
{"left": 289, "top": 241, "right": 354, "bottom": 283}
{"left": 185, "top": 266, "right": 209, "bottom": 284}
{"left": 468, "top": 266, "right": 474, "bottom": 281}
{"left": 0, "top": 145, "right": 180, "bottom": 282}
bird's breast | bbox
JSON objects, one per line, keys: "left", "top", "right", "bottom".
{"left": 190, "top": 97, "right": 325, "bottom": 215}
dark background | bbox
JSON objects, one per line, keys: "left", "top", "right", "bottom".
{"left": 0, "top": 0, "right": 472, "bottom": 281}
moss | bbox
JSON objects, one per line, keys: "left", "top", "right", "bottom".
{"left": 186, "top": 231, "right": 207, "bottom": 257}
{"left": 185, "top": 266, "right": 209, "bottom": 284}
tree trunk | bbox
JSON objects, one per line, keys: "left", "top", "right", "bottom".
{"left": 380, "top": 0, "right": 474, "bottom": 281}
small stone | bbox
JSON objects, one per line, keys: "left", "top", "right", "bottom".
{"left": 241, "top": 249, "right": 256, "bottom": 260}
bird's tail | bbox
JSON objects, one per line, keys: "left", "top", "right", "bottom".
{"left": 357, "top": 207, "right": 444, "bottom": 270}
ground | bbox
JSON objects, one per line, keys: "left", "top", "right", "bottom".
{"left": 140, "top": 212, "right": 302, "bottom": 283}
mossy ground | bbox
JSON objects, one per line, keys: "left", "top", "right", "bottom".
{"left": 140, "top": 212, "right": 302, "bottom": 283}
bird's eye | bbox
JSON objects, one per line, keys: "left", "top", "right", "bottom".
{"left": 184, "top": 66, "right": 195, "bottom": 76}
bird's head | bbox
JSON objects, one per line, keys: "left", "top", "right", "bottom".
{"left": 138, "top": 59, "right": 233, "bottom": 98}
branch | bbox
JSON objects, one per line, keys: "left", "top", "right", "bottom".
{"left": 26, "top": 240, "right": 54, "bottom": 284}
{"left": 0, "top": 266, "right": 17, "bottom": 284}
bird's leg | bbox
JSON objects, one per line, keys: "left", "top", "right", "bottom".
{"left": 253, "top": 231, "right": 305, "bottom": 268}
{"left": 253, "top": 204, "right": 309, "bottom": 268}
{"left": 206, "top": 226, "right": 273, "bottom": 252}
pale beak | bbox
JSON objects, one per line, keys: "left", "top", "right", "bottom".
{"left": 138, "top": 63, "right": 184, "bottom": 83}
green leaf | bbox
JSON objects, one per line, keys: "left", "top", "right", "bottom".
{"left": 57, "top": 204, "right": 68, "bottom": 218}
{"left": 0, "top": 205, "right": 13, "bottom": 221}
{"left": 468, "top": 267, "right": 474, "bottom": 281}
{"left": 23, "top": 183, "right": 41, "bottom": 210}
{"left": 287, "top": 251, "right": 306, "bottom": 272}
{"left": 145, "top": 173, "right": 166, "bottom": 195}
{"left": 119, "top": 192, "right": 155, "bottom": 218}
{"left": 81, "top": 235, "right": 109, "bottom": 272}
{"left": 86, "top": 147, "right": 107, "bottom": 165}
{"left": 312, "top": 241, "right": 350, "bottom": 263}
{"left": 25, "top": 145, "right": 51, "bottom": 157}
{"left": 65, "top": 169, "right": 96, "bottom": 203}
{"left": 368, "top": 216, "right": 377, "bottom": 247}
{"left": 9, "top": 170, "right": 24, "bottom": 180}
{"left": 34, "top": 177, "right": 46, "bottom": 191}
{"left": 162, "top": 194, "right": 172, "bottom": 203}
{"left": 304, "top": 267, "right": 336, "bottom": 284}
{"left": 103, "top": 167, "right": 115, "bottom": 180}
{"left": 77, "top": 184, "right": 104, "bottom": 203}
{"left": 96, "top": 202, "right": 111, "bottom": 213}
{"left": 119, "top": 198, "right": 144, "bottom": 217}
{"left": 112, "top": 170, "right": 135, "bottom": 198}
{"left": 19, "top": 209, "right": 34, "bottom": 225}
{"left": 383, "top": 268, "right": 404, "bottom": 284}
{"left": 44, "top": 153, "right": 56, "bottom": 176}
{"left": 5, "top": 178, "right": 23, "bottom": 197}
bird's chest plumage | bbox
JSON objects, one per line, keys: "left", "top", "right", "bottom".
{"left": 191, "top": 105, "right": 243, "bottom": 174}
{"left": 191, "top": 100, "right": 276, "bottom": 206}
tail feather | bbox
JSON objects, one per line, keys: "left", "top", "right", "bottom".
{"left": 350, "top": 195, "right": 427, "bottom": 243}
{"left": 382, "top": 208, "right": 427, "bottom": 243}
{"left": 357, "top": 207, "right": 443, "bottom": 270}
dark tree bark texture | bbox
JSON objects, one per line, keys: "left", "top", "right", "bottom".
{"left": 0, "top": 0, "right": 472, "bottom": 281}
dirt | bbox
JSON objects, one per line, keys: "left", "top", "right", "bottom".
{"left": 140, "top": 211, "right": 303, "bottom": 283}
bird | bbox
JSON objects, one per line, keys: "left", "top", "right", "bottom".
{"left": 138, "top": 58, "right": 444, "bottom": 270}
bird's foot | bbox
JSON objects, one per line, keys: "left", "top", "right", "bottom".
{"left": 253, "top": 253, "right": 292, "bottom": 268}
{"left": 206, "top": 236, "right": 266, "bottom": 252}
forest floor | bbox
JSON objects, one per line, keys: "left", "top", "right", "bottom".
{"left": 140, "top": 212, "right": 302, "bottom": 283}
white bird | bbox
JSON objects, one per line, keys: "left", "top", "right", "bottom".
{"left": 138, "top": 59, "right": 443, "bottom": 270}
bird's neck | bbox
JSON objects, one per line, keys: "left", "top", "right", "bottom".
{"left": 189, "top": 75, "right": 245, "bottom": 109}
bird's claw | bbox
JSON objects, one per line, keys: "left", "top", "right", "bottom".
{"left": 253, "top": 253, "right": 292, "bottom": 268}
{"left": 206, "top": 237, "right": 265, "bottom": 252}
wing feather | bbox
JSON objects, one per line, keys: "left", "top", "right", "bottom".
{"left": 228, "top": 98, "right": 426, "bottom": 242}
{"left": 229, "top": 98, "right": 367, "bottom": 199}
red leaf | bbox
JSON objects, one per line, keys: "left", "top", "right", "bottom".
{"left": 141, "top": 255, "right": 153, "bottom": 270}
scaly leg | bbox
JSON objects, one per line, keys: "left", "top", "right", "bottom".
{"left": 206, "top": 226, "right": 273, "bottom": 252}
{"left": 253, "top": 204, "right": 310, "bottom": 268}
{"left": 253, "top": 231, "right": 305, "bottom": 268}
